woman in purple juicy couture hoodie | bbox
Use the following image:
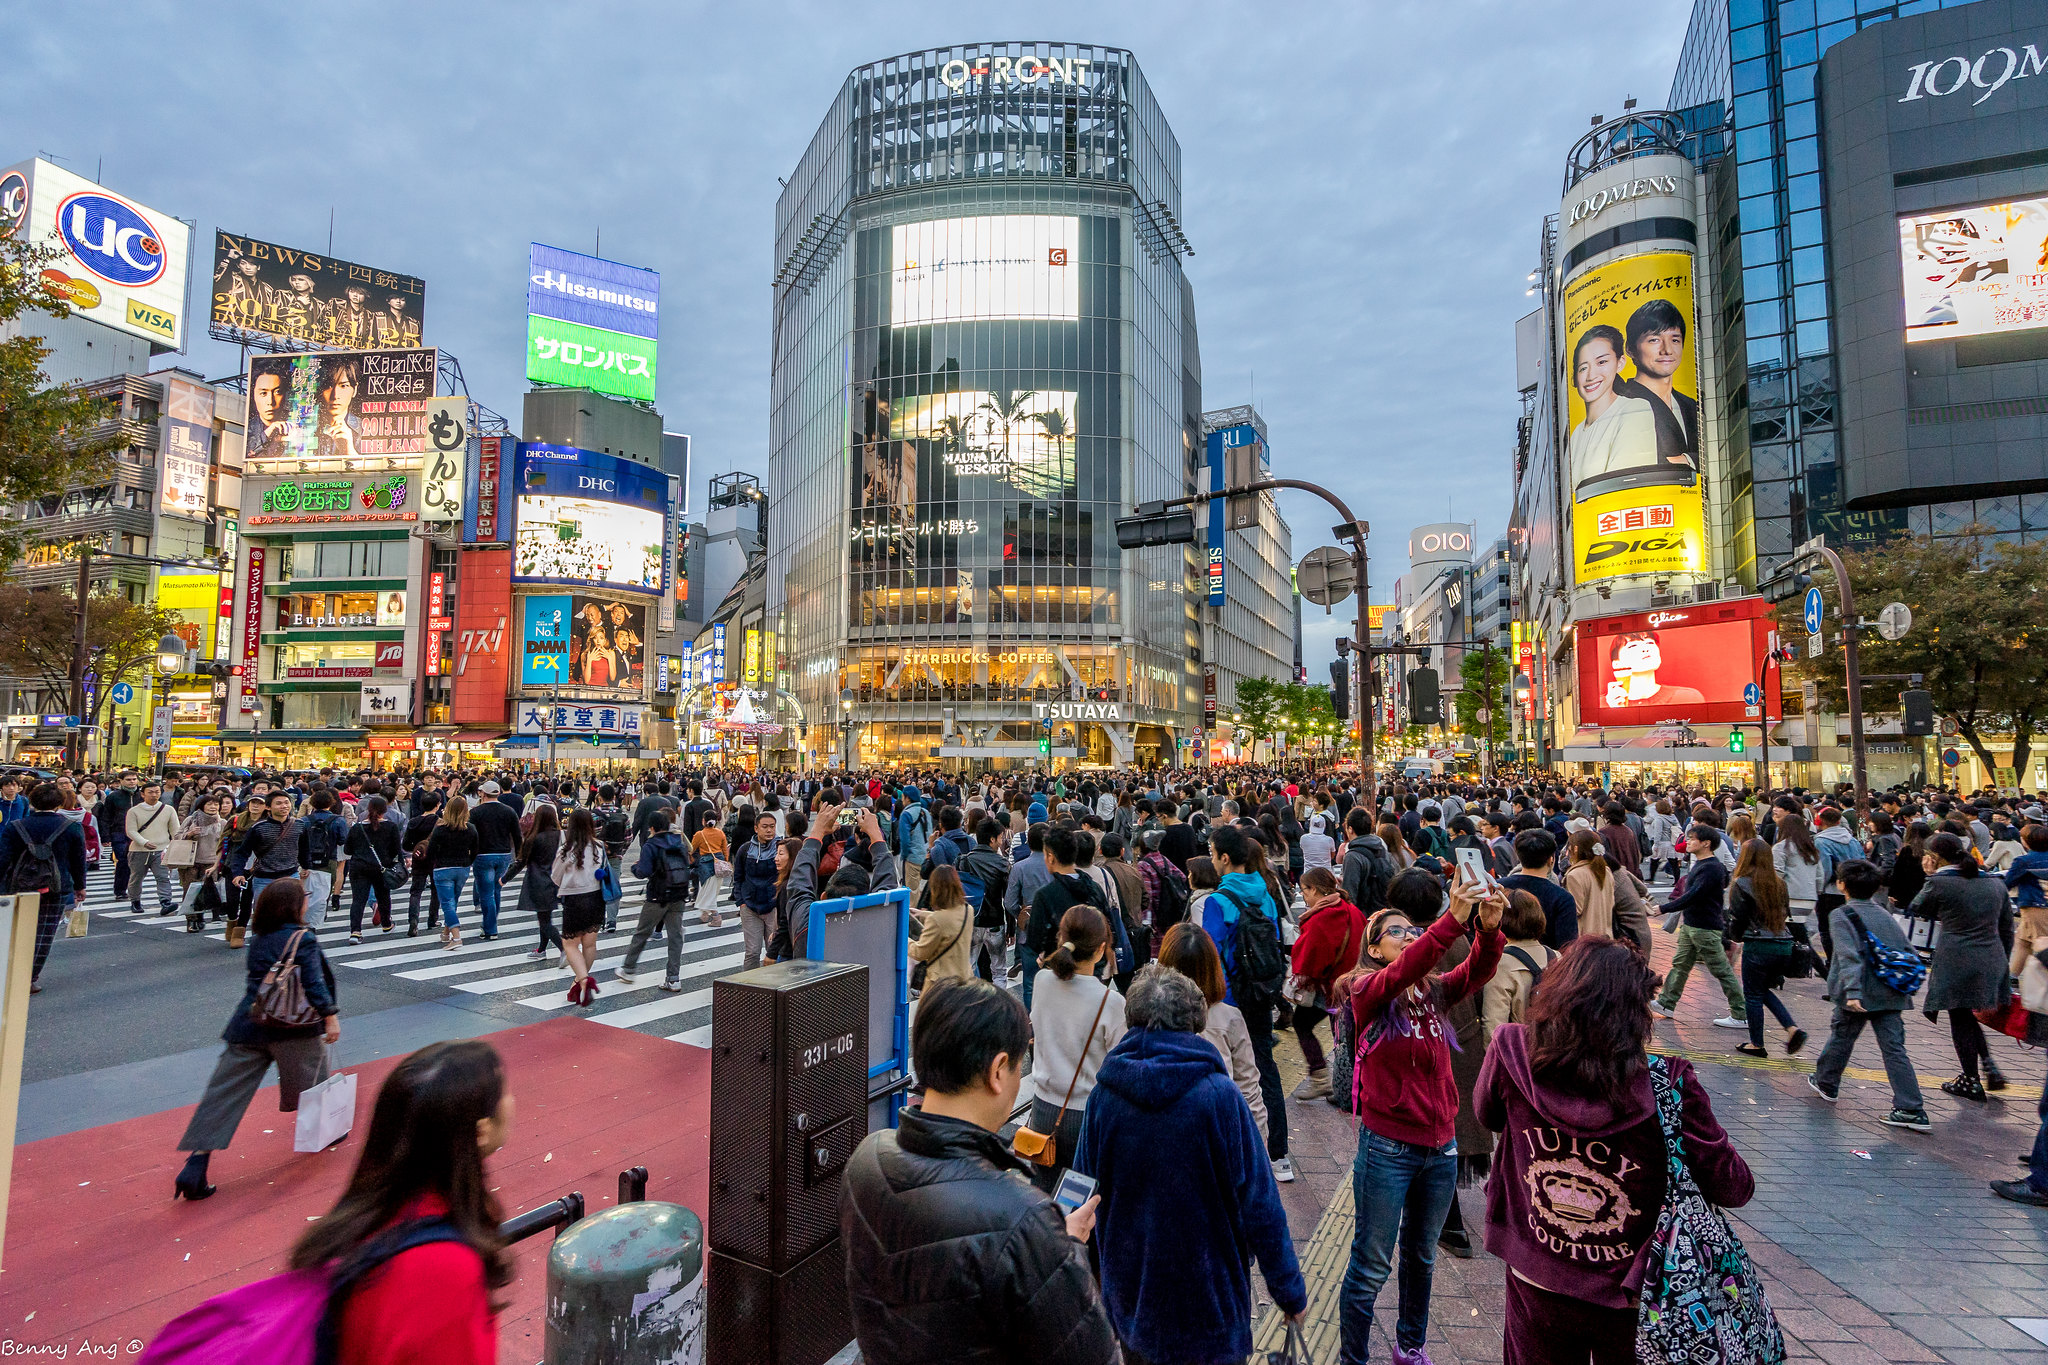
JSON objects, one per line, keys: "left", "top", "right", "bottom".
{"left": 1476, "top": 938, "right": 1754, "bottom": 1364}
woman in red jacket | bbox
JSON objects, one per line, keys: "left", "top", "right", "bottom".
{"left": 1338, "top": 875, "right": 1504, "bottom": 1365}
{"left": 290, "top": 1040, "right": 515, "bottom": 1365}
{"left": 1477, "top": 937, "right": 1755, "bottom": 1364}
{"left": 1287, "top": 867, "right": 1365, "bottom": 1100}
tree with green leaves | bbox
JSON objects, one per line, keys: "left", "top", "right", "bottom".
{"left": 0, "top": 581, "right": 187, "bottom": 745}
{"left": 1781, "top": 530, "right": 2048, "bottom": 779}
{"left": 1279, "top": 681, "right": 1338, "bottom": 762}
{"left": 0, "top": 230, "right": 125, "bottom": 565}
{"left": 1453, "top": 647, "right": 1512, "bottom": 735}
{"left": 1232, "top": 674, "right": 1283, "bottom": 763}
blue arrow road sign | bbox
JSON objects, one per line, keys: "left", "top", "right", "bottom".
{"left": 1743, "top": 683, "right": 1763, "bottom": 706}
{"left": 110, "top": 682, "right": 133, "bottom": 705}
{"left": 1802, "top": 586, "right": 1824, "bottom": 635}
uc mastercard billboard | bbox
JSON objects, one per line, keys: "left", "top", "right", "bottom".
{"left": 1575, "top": 597, "right": 1773, "bottom": 728}
{"left": 0, "top": 158, "right": 191, "bottom": 347}
{"left": 1560, "top": 250, "right": 1705, "bottom": 586}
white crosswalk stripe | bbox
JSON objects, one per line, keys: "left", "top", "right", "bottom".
{"left": 54, "top": 856, "right": 758, "bottom": 1045}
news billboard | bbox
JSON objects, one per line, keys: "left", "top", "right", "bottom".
{"left": 1899, "top": 196, "right": 2048, "bottom": 343}
{"left": 210, "top": 230, "right": 425, "bottom": 349}
{"left": 512, "top": 444, "right": 667, "bottom": 595}
{"left": 0, "top": 158, "right": 191, "bottom": 347}
{"left": 1560, "top": 250, "right": 1706, "bottom": 587}
{"left": 520, "top": 593, "right": 647, "bottom": 695}
{"left": 526, "top": 244, "right": 658, "bottom": 402}
{"left": 245, "top": 348, "right": 437, "bottom": 463}
{"left": 1574, "top": 597, "right": 1773, "bottom": 728}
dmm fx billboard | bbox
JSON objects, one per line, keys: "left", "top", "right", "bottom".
{"left": 1560, "top": 250, "right": 1705, "bottom": 586}
{"left": 527, "top": 244, "right": 658, "bottom": 402}
{"left": 513, "top": 444, "right": 667, "bottom": 595}
{"left": 521, "top": 594, "right": 647, "bottom": 695}
{"left": 0, "top": 158, "right": 191, "bottom": 346}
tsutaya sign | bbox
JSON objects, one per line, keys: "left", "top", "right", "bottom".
{"left": 1034, "top": 700, "right": 1126, "bottom": 723}
{"left": 939, "top": 54, "right": 1095, "bottom": 91}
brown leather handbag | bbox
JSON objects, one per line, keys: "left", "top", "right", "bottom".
{"left": 1011, "top": 981, "right": 1112, "bottom": 1168}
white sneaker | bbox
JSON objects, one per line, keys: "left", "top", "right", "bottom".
{"left": 660, "top": 980, "right": 684, "bottom": 992}
{"left": 614, "top": 967, "right": 637, "bottom": 984}
{"left": 1272, "top": 1156, "right": 1296, "bottom": 1183}
{"left": 1712, "top": 1016, "right": 1747, "bottom": 1029}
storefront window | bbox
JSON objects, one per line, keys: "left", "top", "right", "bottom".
{"left": 278, "top": 590, "right": 406, "bottom": 628}
{"left": 275, "top": 641, "right": 384, "bottom": 679}
{"left": 290, "top": 539, "right": 406, "bottom": 578}
{"left": 280, "top": 692, "right": 361, "bottom": 729}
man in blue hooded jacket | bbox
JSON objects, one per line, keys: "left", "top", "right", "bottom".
{"left": 1077, "top": 963, "right": 1304, "bottom": 1364}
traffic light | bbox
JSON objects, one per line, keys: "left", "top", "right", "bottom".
{"left": 1728, "top": 729, "right": 1746, "bottom": 755}
{"left": 1115, "top": 502, "right": 1197, "bottom": 549}
{"left": 1330, "top": 659, "right": 1350, "bottom": 721}
{"left": 1225, "top": 442, "right": 1262, "bottom": 530}
{"left": 1408, "top": 668, "right": 1441, "bottom": 726}
{"left": 1901, "top": 689, "right": 1935, "bottom": 736}
{"left": 1039, "top": 734, "right": 1052, "bottom": 757}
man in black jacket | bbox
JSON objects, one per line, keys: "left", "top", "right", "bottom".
{"left": 841, "top": 976, "right": 1113, "bottom": 1365}
{"left": 1652, "top": 828, "right": 1743, "bottom": 1023}
{"left": 1338, "top": 807, "right": 1396, "bottom": 914}
{"left": 468, "top": 781, "right": 521, "bottom": 940}
{"left": 101, "top": 772, "right": 140, "bottom": 903}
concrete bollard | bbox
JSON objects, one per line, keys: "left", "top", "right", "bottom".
{"left": 546, "top": 1201, "right": 706, "bottom": 1365}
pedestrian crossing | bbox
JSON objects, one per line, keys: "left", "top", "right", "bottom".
{"left": 51, "top": 856, "right": 749, "bottom": 1047}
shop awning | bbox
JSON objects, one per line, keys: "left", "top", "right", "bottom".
{"left": 451, "top": 729, "right": 508, "bottom": 743}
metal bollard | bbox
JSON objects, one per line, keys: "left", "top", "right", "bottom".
{"left": 546, "top": 1200, "right": 706, "bottom": 1365}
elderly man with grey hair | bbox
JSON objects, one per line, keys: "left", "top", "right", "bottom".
{"left": 1075, "top": 964, "right": 1305, "bottom": 1364}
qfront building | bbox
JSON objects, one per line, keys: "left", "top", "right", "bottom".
{"left": 769, "top": 43, "right": 1210, "bottom": 769}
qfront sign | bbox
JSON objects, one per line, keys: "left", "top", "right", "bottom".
{"left": 1900, "top": 43, "right": 2046, "bottom": 107}
{"left": 939, "top": 54, "right": 1095, "bottom": 91}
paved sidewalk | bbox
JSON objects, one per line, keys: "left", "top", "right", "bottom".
{"left": 1250, "top": 925, "right": 2048, "bottom": 1364}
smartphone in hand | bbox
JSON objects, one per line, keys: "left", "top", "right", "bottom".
{"left": 1053, "top": 1168, "right": 1098, "bottom": 1214}
{"left": 1453, "top": 846, "right": 1494, "bottom": 888}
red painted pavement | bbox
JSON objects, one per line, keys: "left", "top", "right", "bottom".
{"left": 0, "top": 1017, "right": 712, "bottom": 1362}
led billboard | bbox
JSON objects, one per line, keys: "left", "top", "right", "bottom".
{"left": 890, "top": 215, "right": 1078, "bottom": 326}
{"left": 1560, "top": 250, "right": 1706, "bottom": 586}
{"left": 513, "top": 444, "right": 667, "bottom": 595}
{"left": 245, "top": 348, "right": 437, "bottom": 463}
{"left": 526, "top": 244, "right": 659, "bottom": 402}
{"left": 521, "top": 593, "right": 647, "bottom": 694}
{"left": 1899, "top": 196, "right": 2048, "bottom": 342}
{"left": 1, "top": 158, "right": 191, "bottom": 347}
{"left": 210, "top": 230, "right": 425, "bottom": 349}
{"left": 1574, "top": 598, "right": 1773, "bottom": 728}
{"left": 159, "top": 375, "right": 214, "bottom": 520}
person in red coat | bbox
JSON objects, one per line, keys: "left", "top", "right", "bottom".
{"left": 1287, "top": 867, "right": 1365, "bottom": 1099}
{"left": 291, "top": 1040, "right": 515, "bottom": 1365}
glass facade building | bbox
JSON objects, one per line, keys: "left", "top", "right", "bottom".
{"left": 769, "top": 44, "right": 1200, "bottom": 767}
{"left": 1669, "top": 0, "right": 2021, "bottom": 568}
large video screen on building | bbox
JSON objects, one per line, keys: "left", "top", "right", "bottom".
{"left": 1575, "top": 599, "right": 1772, "bottom": 727}
{"left": 211, "top": 230, "right": 425, "bottom": 349}
{"left": 1899, "top": 196, "right": 2048, "bottom": 342}
{"left": 890, "top": 215, "right": 1078, "bottom": 327}
{"left": 244, "top": 348, "right": 437, "bottom": 462}
{"left": 1560, "top": 250, "right": 1706, "bottom": 587}
{"left": 513, "top": 444, "right": 666, "bottom": 595}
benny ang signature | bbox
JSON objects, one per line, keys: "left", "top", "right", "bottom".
{"left": 0, "top": 1340, "right": 145, "bottom": 1357}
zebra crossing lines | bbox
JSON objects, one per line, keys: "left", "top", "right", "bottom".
{"left": 517, "top": 945, "right": 747, "bottom": 1012}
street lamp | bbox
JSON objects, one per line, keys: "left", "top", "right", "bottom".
{"left": 152, "top": 633, "right": 188, "bottom": 776}
{"left": 840, "top": 687, "right": 855, "bottom": 772}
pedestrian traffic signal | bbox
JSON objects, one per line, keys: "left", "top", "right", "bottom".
{"left": 1729, "top": 730, "right": 1746, "bottom": 754}
{"left": 1115, "top": 501, "right": 1198, "bottom": 549}
{"left": 1330, "top": 659, "right": 1350, "bottom": 721}
{"left": 1408, "top": 668, "right": 1441, "bottom": 726}
{"left": 1039, "top": 734, "right": 1052, "bottom": 757}
{"left": 1901, "top": 689, "right": 1934, "bottom": 736}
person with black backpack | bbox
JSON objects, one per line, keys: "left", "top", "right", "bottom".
{"left": 619, "top": 810, "right": 695, "bottom": 991}
{"left": 1203, "top": 824, "right": 1294, "bottom": 1181}
{"left": 0, "top": 781, "right": 87, "bottom": 994}
{"left": 1339, "top": 807, "right": 1397, "bottom": 916}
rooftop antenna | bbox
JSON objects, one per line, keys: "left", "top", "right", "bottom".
{"left": 1624, "top": 96, "right": 1638, "bottom": 111}
{"left": 328, "top": 208, "right": 334, "bottom": 253}
{"left": 95, "top": 156, "right": 103, "bottom": 183}
{"left": 596, "top": 226, "right": 601, "bottom": 256}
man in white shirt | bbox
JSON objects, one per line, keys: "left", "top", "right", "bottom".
{"left": 125, "top": 780, "right": 181, "bottom": 916}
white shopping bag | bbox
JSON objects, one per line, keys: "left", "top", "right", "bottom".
{"left": 293, "top": 1067, "right": 358, "bottom": 1152}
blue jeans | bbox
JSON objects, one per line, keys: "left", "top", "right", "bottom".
{"left": 1340, "top": 1128, "right": 1457, "bottom": 1362}
{"left": 471, "top": 853, "right": 512, "bottom": 936}
{"left": 432, "top": 867, "right": 470, "bottom": 928}
{"left": 247, "top": 876, "right": 278, "bottom": 908}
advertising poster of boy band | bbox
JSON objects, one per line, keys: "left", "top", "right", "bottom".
{"left": 244, "top": 348, "right": 437, "bottom": 462}
{"left": 211, "top": 229, "right": 425, "bottom": 349}
{"left": 1560, "top": 250, "right": 1707, "bottom": 585}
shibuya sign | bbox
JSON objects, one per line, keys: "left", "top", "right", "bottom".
{"left": 939, "top": 54, "right": 1095, "bottom": 91}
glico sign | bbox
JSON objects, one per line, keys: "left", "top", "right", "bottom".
{"left": 940, "top": 54, "right": 1096, "bottom": 91}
